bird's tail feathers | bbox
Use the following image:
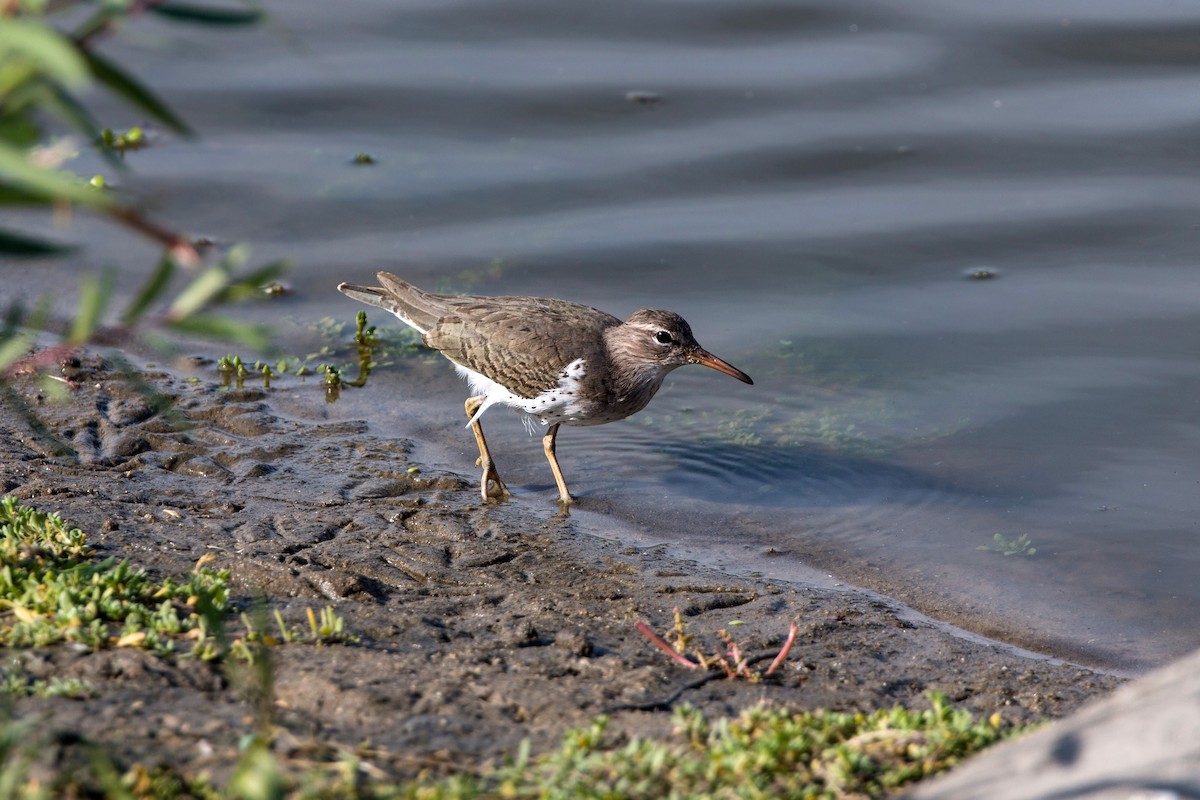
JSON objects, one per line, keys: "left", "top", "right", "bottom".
{"left": 337, "top": 272, "right": 440, "bottom": 334}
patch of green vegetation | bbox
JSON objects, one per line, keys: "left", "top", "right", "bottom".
{"left": 446, "top": 695, "right": 1013, "bottom": 800}
{"left": 305, "top": 605, "right": 356, "bottom": 644}
{"left": 714, "top": 407, "right": 770, "bottom": 448}
{"left": 234, "top": 605, "right": 358, "bottom": 657}
{"left": 978, "top": 533, "right": 1037, "bottom": 557}
{"left": 0, "top": 692, "right": 1015, "bottom": 798}
{"left": 1, "top": 666, "right": 95, "bottom": 700}
{"left": 338, "top": 310, "right": 384, "bottom": 390}
{"left": 0, "top": 501, "right": 1013, "bottom": 796}
{"left": 635, "top": 335, "right": 910, "bottom": 457}
{"left": 688, "top": 338, "right": 983, "bottom": 461}
{"left": 0, "top": 497, "right": 364, "bottom": 667}
{"left": 303, "top": 313, "right": 395, "bottom": 401}
{"left": 313, "top": 311, "right": 422, "bottom": 361}
{"left": 0, "top": 496, "right": 229, "bottom": 658}
{"left": 216, "top": 311, "right": 424, "bottom": 400}
{"left": 321, "top": 364, "right": 344, "bottom": 403}
{"left": 217, "top": 353, "right": 284, "bottom": 390}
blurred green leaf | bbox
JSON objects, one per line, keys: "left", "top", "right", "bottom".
{"left": 167, "top": 264, "right": 229, "bottom": 320}
{"left": 0, "top": 185, "right": 47, "bottom": 205}
{"left": 81, "top": 49, "right": 194, "bottom": 137}
{"left": 0, "top": 330, "right": 35, "bottom": 372}
{"left": 85, "top": 744, "right": 135, "bottom": 800}
{"left": 228, "top": 740, "right": 285, "bottom": 800}
{"left": 0, "top": 228, "right": 74, "bottom": 256}
{"left": 221, "top": 241, "right": 251, "bottom": 270}
{"left": 215, "top": 258, "right": 289, "bottom": 303}
{"left": 69, "top": 268, "right": 116, "bottom": 344}
{"left": 0, "top": 119, "right": 42, "bottom": 150}
{"left": 151, "top": 2, "right": 265, "bottom": 26}
{"left": 0, "top": 20, "right": 89, "bottom": 89}
{"left": 0, "top": 141, "right": 115, "bottom": 208}
{"left": 0, "top": 10, "right": 279, "bottom": 361}
{"left": 170, "top": 314, "right": 269, "bottom": 350}
{"left": 121, "top": 253, "right": 176, "bottom": 325}
{"left": 70, "top": 6, "right": 128, "bottom": 50}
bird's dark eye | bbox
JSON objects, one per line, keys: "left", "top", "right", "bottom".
{"left": 654, "top": 330, "right": 674, "bottom": 345}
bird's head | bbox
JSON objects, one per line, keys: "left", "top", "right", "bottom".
{"left": 615, "top": 309, "right": 753, "bottom": 385}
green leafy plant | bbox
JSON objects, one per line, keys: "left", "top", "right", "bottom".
{"left": 1, "top": 667, "right": 95, "bottom": 699}
{"left": 212, "top": 312, "right": 418, "bottom": 398}
{"left": 236, "top": 604, "right": 358, "bottom": 654}
{"left": 306, "top": 605, "right": 356, "bottom": 644}
{"left": 0, "top": 691, "right": 1014, "bottom": 798}
{"left": 455, "top": 695, "right": 1015, "bottom": 800}
{"left": 0, "top": 496, "right": 230, "bottom": 657}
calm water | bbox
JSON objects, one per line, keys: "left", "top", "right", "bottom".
{"left": 16, "top": 0, "right": 1200, "bottom": 673}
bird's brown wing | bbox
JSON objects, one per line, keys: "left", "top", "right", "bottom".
{"left": 424, "top": 297, "right": 620, "bottom": 399}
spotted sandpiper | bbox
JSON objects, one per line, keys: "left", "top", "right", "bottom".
{"left": 337, "top": 272, "right": 753, "bottom": 507}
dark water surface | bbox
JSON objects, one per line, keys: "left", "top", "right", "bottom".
{"left": 17, "top": 0, "right": 1200, "bottom": 673}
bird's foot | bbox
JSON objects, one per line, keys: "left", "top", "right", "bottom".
{"left": 555, "top": 493, "right": 575, "bottom": 517}
{"left": 478, "top": 459, "right": 511, "bottom": 503}
{"left": 483, "top": 478, "right": 512, "bottom": 503}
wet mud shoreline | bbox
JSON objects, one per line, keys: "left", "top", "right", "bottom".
{"left": 0, "top": 352, "right": 1122, "bottom": 784}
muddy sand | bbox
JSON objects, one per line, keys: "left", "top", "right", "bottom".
{"left": 0, "top": 353, "right": 1121, "bottom": 786}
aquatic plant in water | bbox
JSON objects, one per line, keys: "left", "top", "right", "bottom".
{"left": 978, "top": 532, "right": 1037, "bottom": 557}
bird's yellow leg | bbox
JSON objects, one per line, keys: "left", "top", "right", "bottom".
{"left": 542, "top": 423, "right": 575, "bottom": 509}
{"left": 465, "top": 396, "right": 511, "bottom": 502}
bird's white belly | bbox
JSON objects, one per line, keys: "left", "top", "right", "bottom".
{"left": 456, "top": 358, "right": 593, "bottom": 432}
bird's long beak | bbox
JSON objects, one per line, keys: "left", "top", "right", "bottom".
{"left": 690, "top": 349, "right": 753, "bottom": 385}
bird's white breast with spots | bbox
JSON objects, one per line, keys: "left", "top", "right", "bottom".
{"left": 458, "top": 358, "right": 592, "bottom": 433}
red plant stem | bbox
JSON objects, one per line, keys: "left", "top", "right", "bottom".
{"left": 107, "top": 207, "right": 200, "bottom": 267}
{"left": 764, "top": 622, "right": 798, "bottom": 676}
{"left": 635, "top": 621, "right": 701, "bottom": 670}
